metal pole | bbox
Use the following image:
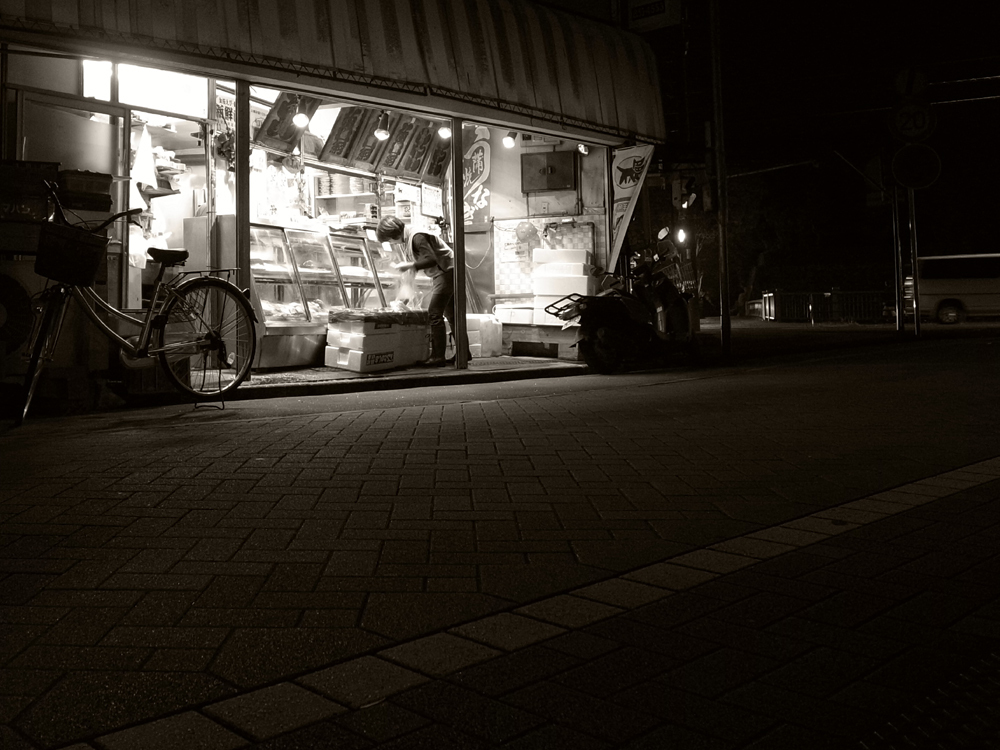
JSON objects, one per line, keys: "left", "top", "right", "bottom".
{"left": 907, "top": 187, "right": 921, "bottom": 338}
{"left": 891, "top": 186, "right": 905, "bottom": 334}
{"left": 235, "top": 79, "right": 251, "bottom": 293}
{"left": 450, "top": 116, "right": 468, "bottom": 369}
{"left": 709, "top": 0, "right": 730, "bottom": 358}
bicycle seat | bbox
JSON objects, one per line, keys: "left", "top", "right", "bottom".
{"left": 147, "top": 248, "right": 189, "bottom": 266}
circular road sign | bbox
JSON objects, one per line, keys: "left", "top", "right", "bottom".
{"left": 892, "top": 144, "right": 941, "bottom": 189}
{"left": 891, "top": 102, "right": 936, "bottom": 142}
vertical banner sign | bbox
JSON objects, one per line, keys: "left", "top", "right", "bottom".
{"left": 463, "top": 126, "right": 491, "bottom": 231}
{"left": 609, "top": 145, "right": 654, "bottom": 272}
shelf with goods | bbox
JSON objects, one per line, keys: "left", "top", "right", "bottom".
{"left": 311, "top": 170, "right": 380, "bottom": 225}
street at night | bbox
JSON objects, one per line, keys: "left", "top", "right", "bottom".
{"left": 3, "top": 329, "right": 1000, "bottom": 748}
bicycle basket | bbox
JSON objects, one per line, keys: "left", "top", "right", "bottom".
{"left": 34, "top": 222, "right": 108, "bottom": 286}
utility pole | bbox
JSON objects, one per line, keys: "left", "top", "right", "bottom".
{"left": 709, "top": 0, "right": 730, "bottom": 358}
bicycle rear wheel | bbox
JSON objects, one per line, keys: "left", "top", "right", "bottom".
{"left": 16, "top": 287, "right": 68, "bottom": 425}
{"left": 154, "top": 277, "right": 256, "bottom": 399}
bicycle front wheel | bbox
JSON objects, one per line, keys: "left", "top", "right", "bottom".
{"left": 155, "top": 277, "right": 256, "bottom": 399}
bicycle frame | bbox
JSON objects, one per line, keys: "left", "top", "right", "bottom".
{"left": 67, "top": 269, "right": 241, "bottom": 359}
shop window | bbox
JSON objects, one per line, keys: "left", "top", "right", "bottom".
{"left": 4, "top": 47, "right": 82, "bottom": 96}
{"left": 119, "top": 65, "right": 208, "bottom": 119}
{"left": 82, "top": 60, "right": 112, "bottom": 100}
{"left": 129, "top": 110, "right": 210, "bottom": 305}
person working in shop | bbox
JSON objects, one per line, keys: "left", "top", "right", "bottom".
{"left": 376, "top": 215, "right": 470, "bottom": 367}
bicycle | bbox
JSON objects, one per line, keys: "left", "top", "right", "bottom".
{"left": 15, "top": 183, "right": 257, "bottom": 425}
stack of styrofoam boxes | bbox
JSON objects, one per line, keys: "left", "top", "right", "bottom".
{"left": 493, "top": 302, "right": 534, "bottom": 325}
{"left": 531, "top": 246, "right": 595, "bottom": 325}
{"left": 325, "top": 313, "right": 429, "bottom": 373}
{"left": 465, "top": 314, "right": 503, "bottom": 358}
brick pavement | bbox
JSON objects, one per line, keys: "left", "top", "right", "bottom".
{"left": 2, "top": 335, "right": 1000, "bottom": 748}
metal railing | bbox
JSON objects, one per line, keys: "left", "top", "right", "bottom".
{"left": 761, "top": 291, "right": 888, "bottom": 324}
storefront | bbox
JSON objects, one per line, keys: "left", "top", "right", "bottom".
{"left": 0, "top": 1, "right": 666, "bottom": 399}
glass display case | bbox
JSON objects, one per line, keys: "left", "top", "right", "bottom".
{"left": 285, "top": 228, "right": 349, "bottom": 319}
{"left": 329, "top": 230, "right": 387, "bottom": 309}
{"left": 249, "top": 226, "right": 308, "bottom": 325}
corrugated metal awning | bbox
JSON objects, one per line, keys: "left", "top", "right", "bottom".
{"left": 0, "top": 0, "right": 667, "bottom": 144}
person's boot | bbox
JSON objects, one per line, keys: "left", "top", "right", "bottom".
{"left": 421, "top": 326, "right": 447, "bottom": 366}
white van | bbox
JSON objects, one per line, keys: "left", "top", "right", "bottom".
{"left": 915, "top": 254, "right": 1000, "bottom": 324}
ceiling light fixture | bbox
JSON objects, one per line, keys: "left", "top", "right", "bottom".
{"left": 502, "top": 131, "right": 518, "bottom": 148}
{"left": 290, "top": 96, "right": 310, "bottom": 128}
{"left": 438, "top": 124, "right": 452, "bottom": 139}
{"left": 373, "top": 110, "right": 391, "bottom": 141}
{"left": 577, "top": 143, "right": 589, "bottom": 155}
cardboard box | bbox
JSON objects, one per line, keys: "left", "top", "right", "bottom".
{"left": 532, "top": 275, "right": 595, "bottom": 297}
{"left": 532, "top": 248, "right": 591, "bottom": 264}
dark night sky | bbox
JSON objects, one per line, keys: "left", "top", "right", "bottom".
{"left": 712, "top": 1, "right": 1000, "bottom": 260}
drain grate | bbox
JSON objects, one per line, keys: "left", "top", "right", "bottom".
{"left": 859, "top": 652, "right": 1000, "bottom": 749}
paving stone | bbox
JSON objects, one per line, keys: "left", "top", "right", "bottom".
{"left": 448, "top": 612, "right": 565, "bottom": 651}
{"left": 657, "top": 647, "right": 781, "bottom": 698}
{"left": 16, "top": 672, "right": 236, "bottom": 748}
{"left": 709, "top": 536, "right": 797, "bottom": 560}
{"left": 551, "top": 645, "right": 675, "bottom": 696}
{"left": 613, "top": 680, "right": 776, "bottom": 750}
{"left": 204, "top": 682, "right": 344, "bottom": 740}
{"left": 379, "top": 632, "right": 501, "bottom": 677}
{"left": 94, "top": 711, "right": 245, "bottom": 750}
{"left": 449, "top": 643, "right": 582, "bottom": 696}
{"left": 500, "top": 723, "right": 612, "bottom": 750}
{"left": 504, "top": 680, "right": 660, "bottom": 743}
{"left": 211, "top": 627, "right": 388, "bottom": 687}
{"left": 335, "top": 700, "right": 430, "bottom": 742}
{"left": 299, "top": 656, "right": 429, "bottom": 708}
{"left": 749, "top": 527, "right": 830, "bottom": 547}
{"left": 784, "top": 516, "right": 861, "bottom": 536}
{"left": 670, "top": 548, "right": 758, "bottom": 574}
{"left": 390, "top": 679, "right": 545, "bottom": 743}
{"left": 514, "top": 595, "right": 623, "bottom": 628}
{"left": 570, "top": 578, "right": 671, "bottom": 608}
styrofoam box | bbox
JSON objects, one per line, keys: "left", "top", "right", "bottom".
{"left": 531, "top": 263, "right": 589, "bottom": 277}
{"left": 532, "top": 248, "right": 591, "bottom": 264}
{"left": 466, "top": 313, "right": 503, "bottom": 356}
{"left": 532, "top": 275, "right": 595, "bottom": 297}
{"left": 325, "top": 345, "right": 402, "bottom": 373}
{"left": 470, "top": 343, "right": 482, "bottom": 358}
{"left": 533, "top": 308, "right": 567, "bottom": 326}
{"left": 494, "top": 304, "right": 534, "bottom": 325}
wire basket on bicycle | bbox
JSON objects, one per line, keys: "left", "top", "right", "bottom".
{"left": 34, "top": 222, "right": 109, "bottom": 287}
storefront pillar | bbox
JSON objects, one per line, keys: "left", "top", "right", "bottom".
{"left": 450, "top": 116, "right": 468, "bottom": 370}
{"left": 235, "top": 79, "right": 251, "bottom": 293}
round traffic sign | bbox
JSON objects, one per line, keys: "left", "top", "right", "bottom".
{"left": 891, "top": 102, "right": 936, "bottom": 142}
{"left": 892, "top": 144, "right": 941, "bottom": 189}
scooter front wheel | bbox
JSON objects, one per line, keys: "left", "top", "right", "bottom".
{"left": 580, "top": 327, "right": 622, "bottom": 374}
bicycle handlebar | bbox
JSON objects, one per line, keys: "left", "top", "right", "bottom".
{"left": 42, "top": 180, "right": 144, "bottom": 233}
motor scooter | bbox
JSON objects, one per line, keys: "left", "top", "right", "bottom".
{"left": 545, "top": 254, "right": 697, "bottom": 374}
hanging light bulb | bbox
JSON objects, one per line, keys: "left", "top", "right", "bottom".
{"left": 438, "top": 124, "right": 452, "bottom": 139}
{"left": 290, "top": 95, "right": 310, "bottom": 128}
{"left": 502, "top": 131, "right": 518, "bottom": 148}
{"left": 577, "top": 143, "right": 590, "bottom": 155}
{"left": 373, "top": 110, "right": 391, "bottom": 140}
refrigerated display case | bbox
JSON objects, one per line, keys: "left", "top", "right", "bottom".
{"left": 246, "top": 222, "right": 417, "bottom": 368}
{"left": 328, "top": 229, "right": 387, "bottom": 309}
{"left": 249, "top": 224, "right": 328, "bottom": 368}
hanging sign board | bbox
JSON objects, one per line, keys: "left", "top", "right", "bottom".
{"left": 608, "top": 144, "right": 654, "bottom": 272}
{"left": 421, "top": 183, "right": 443, "bottom": 217}
{"left": 463, "top": 127, "right": 491, "bottom": 231}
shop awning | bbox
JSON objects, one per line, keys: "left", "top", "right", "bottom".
{"left": 0, "top": 0, "right": 667, "bottom": 144}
